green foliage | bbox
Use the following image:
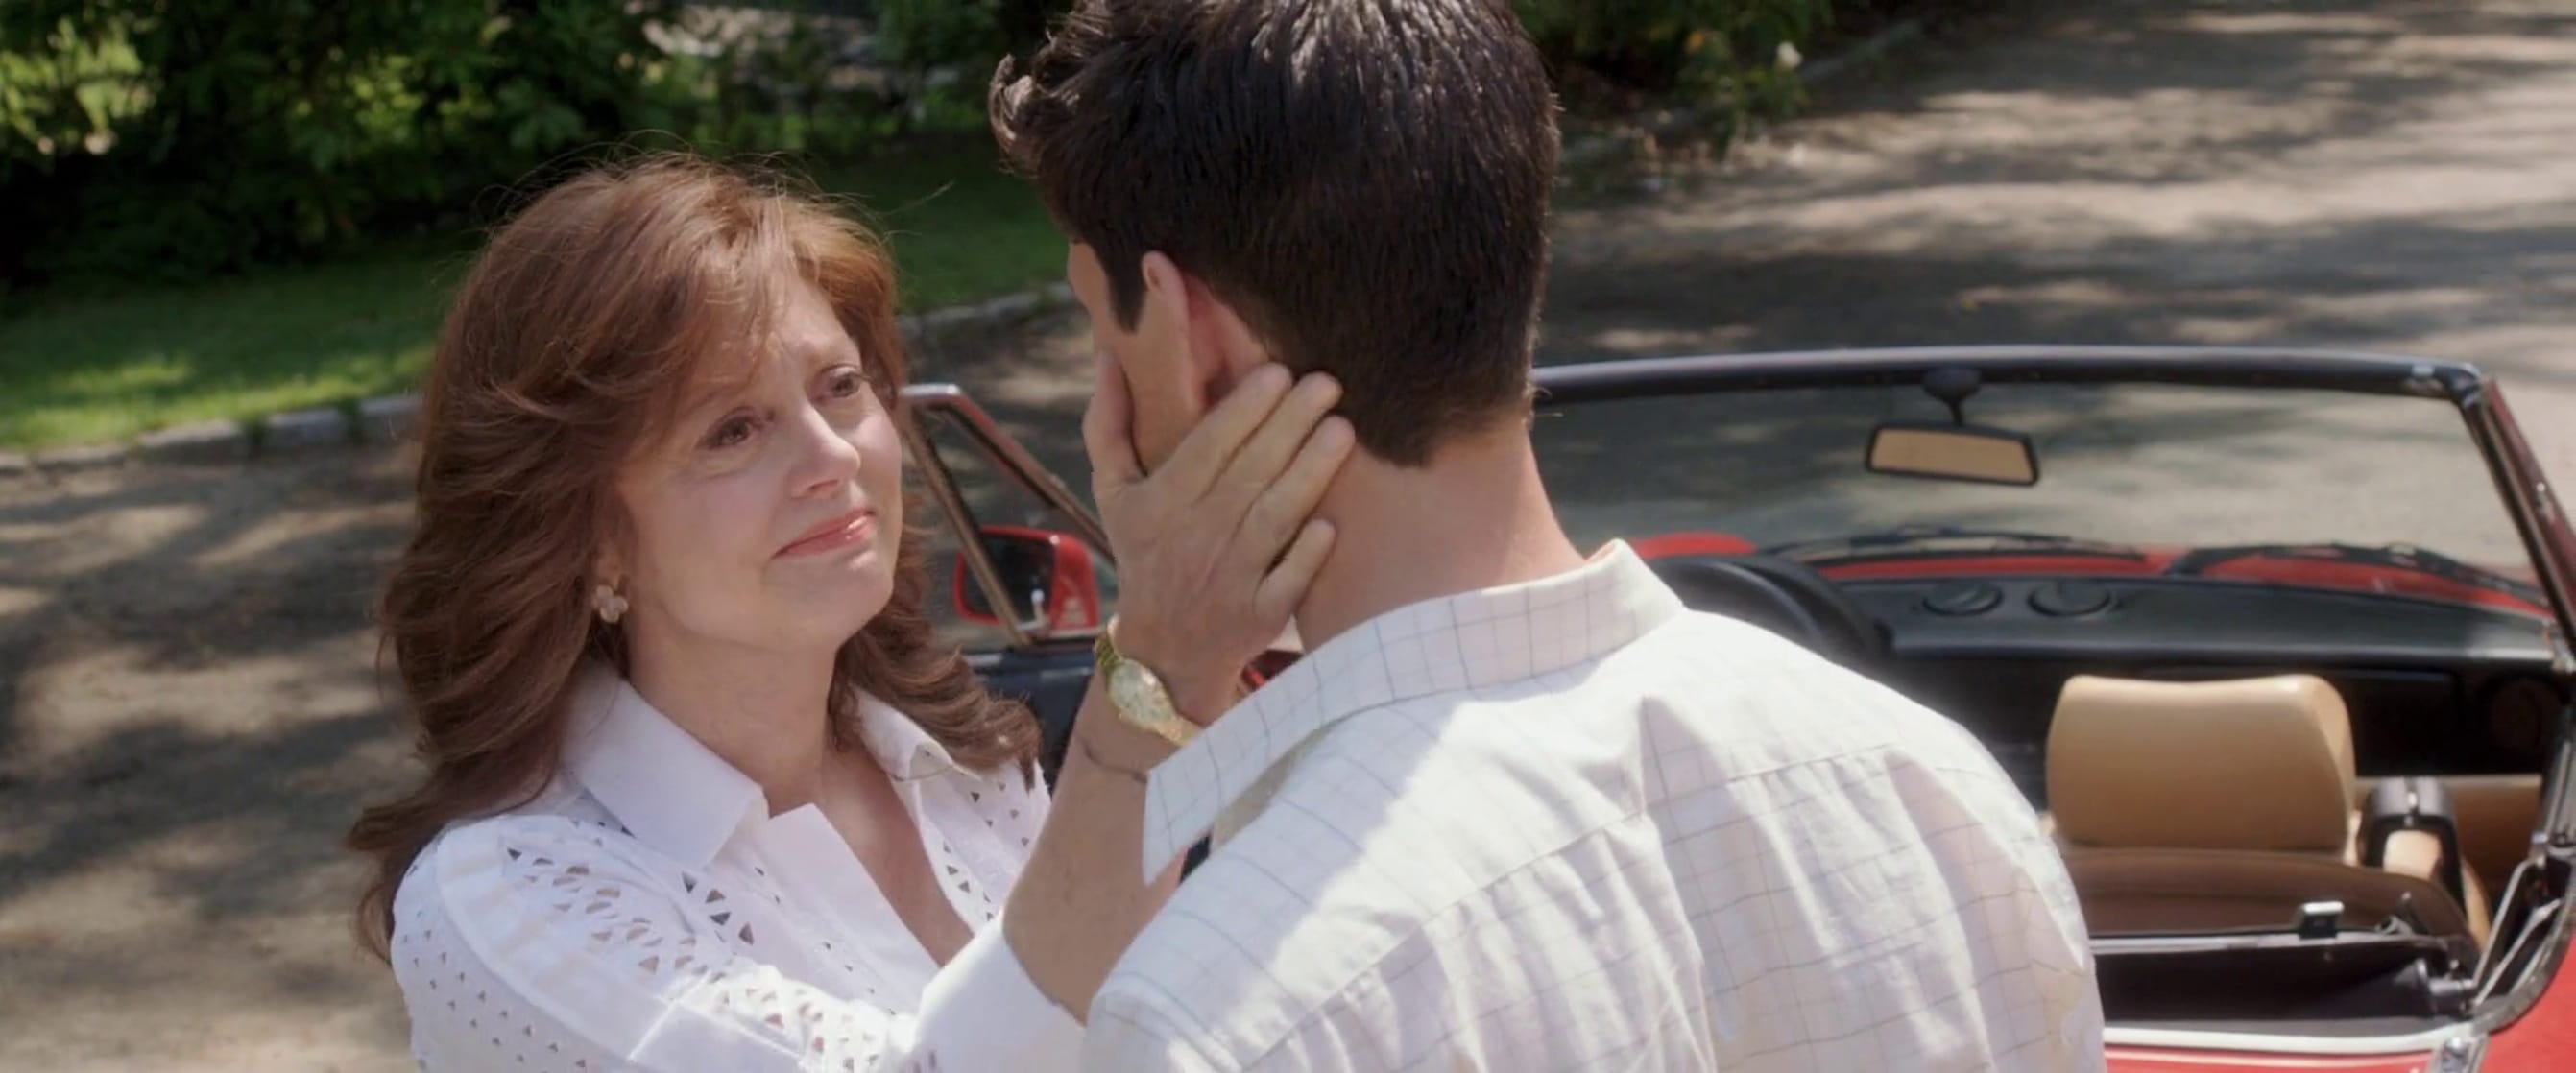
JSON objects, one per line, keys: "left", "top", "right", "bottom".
{"left": 877, "top": 0, "right": 1854, "bottom": 127}
{"left": 877, "top": 0, "right": 1013, "bottom": 69}
{"left": 878, "top": 0, "right": 1062, "bottom": 69}
{"left": 662, "top": 7, "right": 940, "bottom": 160}
{"left": 1, "top": 0, "right": 682, "bottom": 287}
{"left": 0, "top": 0, "right": 1899, "bottom": 292}
{"left": 0, "top": 12, "right": 141, "bottom": 167}
{"left": 873, "top": 0, "right": 1065, "bottom": 127}
{"left": 1514, "top": 0, "right": 1837, "bottom": 114}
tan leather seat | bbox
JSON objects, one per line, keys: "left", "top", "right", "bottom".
{"left": 2047, "top": 674, "right": 2485, "bottom": 943}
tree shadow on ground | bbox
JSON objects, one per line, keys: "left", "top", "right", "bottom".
{"left": 0, "top": 451, "right": 417, "bottom": 1066}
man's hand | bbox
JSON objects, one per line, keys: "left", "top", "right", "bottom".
{"left": 999, "top": 354, "right": 1358, "bottom": 1028}
{"left": 1083, "top": 352, "right": 1353, "bottom": 723}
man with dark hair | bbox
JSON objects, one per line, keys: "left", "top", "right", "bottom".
{"left": 976, "top": 1, "right": 2106, "bottom": 1068}
{"left": 988, "top": 0, "right": 1554, "bottom": 469}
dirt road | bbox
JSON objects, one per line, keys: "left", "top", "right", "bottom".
{"left": 3, "top": 1, "right": 2570, "bottom": 1067}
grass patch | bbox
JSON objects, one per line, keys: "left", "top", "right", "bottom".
{"left": 0, "top": 244, "right": 461, "bottom": 449}
{"left": 823, "top": 133, "right": 1069, "bottom": 313}
{"left": 0, "top": 136, "right": 1061, "bottom": 451}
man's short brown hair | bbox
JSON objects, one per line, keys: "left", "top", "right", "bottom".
{"left": 990, "top": 0, "right": 1559, "bottom": 465}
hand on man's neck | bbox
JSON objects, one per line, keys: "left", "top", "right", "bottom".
{"left": 1290, "top": 419, "right": 1587, "bottom": 650}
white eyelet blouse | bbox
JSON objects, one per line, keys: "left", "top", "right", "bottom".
{"left": 388, "top": 665, "right": 1081, "bottom": 1071}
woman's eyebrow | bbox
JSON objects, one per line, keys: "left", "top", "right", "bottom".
{"left": 787, "top": 333, "right": 863, "bottom": 366}
{"left": 671, "top": 375, "right": 754, "bottom": 426}
{"left": 678, "top": 383, "right": 734, "bottom": 416}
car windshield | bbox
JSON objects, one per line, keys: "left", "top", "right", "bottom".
{"left": 1531, "top": 379, "right": 2546, "bottom": 602}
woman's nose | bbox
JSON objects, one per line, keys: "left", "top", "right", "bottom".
{"left": 789, "top": 405, "right": 863, "bottom": 497}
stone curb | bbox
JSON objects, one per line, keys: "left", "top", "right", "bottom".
{"left": 265, "top": 407, "right": 356, "bottom": 452}
{"left": 136, "top": 420, "right": 253, "bottom": 465}
{"left": 898, "top": 281, "right": 1074, "bottom": 341}
{"left": 33, "top": 443, "right": 130, "bottom": 475}
{"left": 360, "top": 395, "right": 421, "bottom": 444}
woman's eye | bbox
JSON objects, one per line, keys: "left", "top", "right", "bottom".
{"left": 704, "top": 414, "right": 758, "bottom": 450}
{"left": 825, "top": 367, "right": 870, "bottom": 400}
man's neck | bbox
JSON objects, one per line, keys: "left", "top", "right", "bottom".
{"left": 1292, "top": 426, "right": 1587, "bottom": 650}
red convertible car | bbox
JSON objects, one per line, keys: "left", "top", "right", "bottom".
{"left": 903, "top": 346, "right": 2576, "bottom": 1071}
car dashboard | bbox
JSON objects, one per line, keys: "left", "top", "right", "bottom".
{"left": 1838, "top": 576, "right": 2566, "bottom": 803}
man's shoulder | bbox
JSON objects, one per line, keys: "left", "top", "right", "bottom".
{"left": 1642, "top": 606, "right": 1869, "bottom": 679}
{"left": 1622, "top": 608, "right": 1984, "bottom": 739}
{"left": 1601, "top": 609, "right": 2050, "bottom": 850}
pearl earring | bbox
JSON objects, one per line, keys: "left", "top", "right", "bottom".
{"left": 591, "top": 581, "right": 629, "bottom": 625}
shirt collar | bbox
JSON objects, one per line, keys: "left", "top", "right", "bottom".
{"left": 565, "top": 665, "right": 766, "bottom": 870}
{"left": 564, "top": 664, "right": 964, "bottom": 868}
{"left": 1137, "top": 540, "right": 1686, "bottom": 874}
{"left": 852, "top": 689, "right": 966, "bottom": 783}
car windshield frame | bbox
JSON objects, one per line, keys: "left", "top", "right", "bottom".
{"left": 1529, "top": 346, "right": 2576, "bottom": 637}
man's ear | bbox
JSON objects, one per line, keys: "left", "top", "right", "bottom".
{"left": 1192, "top": 287, "right": 1272, "bottom": 398}
{"left": 1134, "top": 251, "right": 1216, "bottom": 410}
{"left": 1142, "top": 253, "right": 1271, "bottom": 401}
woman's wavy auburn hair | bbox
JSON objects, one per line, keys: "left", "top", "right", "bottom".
{"left": 348, "top": 153, "right": 1039, "bottom": 959}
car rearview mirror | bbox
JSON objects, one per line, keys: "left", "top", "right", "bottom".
{"left": 952, "top": 526, "right": 1106, "bottom": 635}
{"left": 1866, "top": 422, "right": 2041, "bottom": 487}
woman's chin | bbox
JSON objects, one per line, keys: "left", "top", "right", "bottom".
{"left": 796, "top": 570, "right": 896, "bottom": 638}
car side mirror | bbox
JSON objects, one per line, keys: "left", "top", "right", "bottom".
{"left": 1866, "top": 421, "right": 2041, "bottom": 487}
{"left": 952, "top": 526, "right": 1106, "bottom": 635}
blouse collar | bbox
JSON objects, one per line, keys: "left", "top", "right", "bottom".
{"left": 562, "top": 663, "right": 971, "bottom": 868}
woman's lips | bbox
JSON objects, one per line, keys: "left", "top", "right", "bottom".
{"left": 778, "top": 509, "right": 877, "bottom": 558}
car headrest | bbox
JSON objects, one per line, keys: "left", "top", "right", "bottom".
{"left": 2047, "top": 674, "right": 2356, "bottom": 853}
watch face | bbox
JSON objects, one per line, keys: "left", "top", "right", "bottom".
{"left": 1108, "top": 661, "right": 1169, "bottom": 724}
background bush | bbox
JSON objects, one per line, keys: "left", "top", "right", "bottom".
{"left": 1, "top": 0, "right": 1920, "bottom": 292}
{"left": 0, "top": 0, "right": 698, "bottom": 289}
{"left": 1517, "top": 0, "right": 1836, "bottom": 115}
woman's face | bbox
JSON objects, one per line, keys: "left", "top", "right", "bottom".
{"left": 606, "top": 279, "right": 905, "bottom": 659}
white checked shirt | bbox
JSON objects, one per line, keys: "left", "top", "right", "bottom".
{"left": 1086, "top": 541, "right": 2105, "bottom": 1071}
{"left": 390, "top": 665, "right": 1080, "bottom": 1071}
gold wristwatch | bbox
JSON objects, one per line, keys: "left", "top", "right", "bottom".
{"left": 1095, "top": 628, "right": 1200, "bottom": 748}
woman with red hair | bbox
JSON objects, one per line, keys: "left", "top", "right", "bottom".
{"left": 347, "top": 154, "right": 1348, "bottom": 1070}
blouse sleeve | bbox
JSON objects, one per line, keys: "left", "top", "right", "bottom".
{"left": 392, "top": 816, "right": 1080, "bottom": 1072}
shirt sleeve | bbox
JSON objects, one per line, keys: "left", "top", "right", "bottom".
{"left": 910, "top": 914, "right": 1083, "bottom": 1069}
{"left": 392, "top": 816, "right": 1077, "bottom": 1072}
{"left": 2023, "top": 864, "right": 2109, "bottom": 1073}
{"left": 1954, "top": 758, "right": 2110, "bottom": 1073}
{"left": 1080, "top": 983, "right": 1233, "bottom": 1073}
